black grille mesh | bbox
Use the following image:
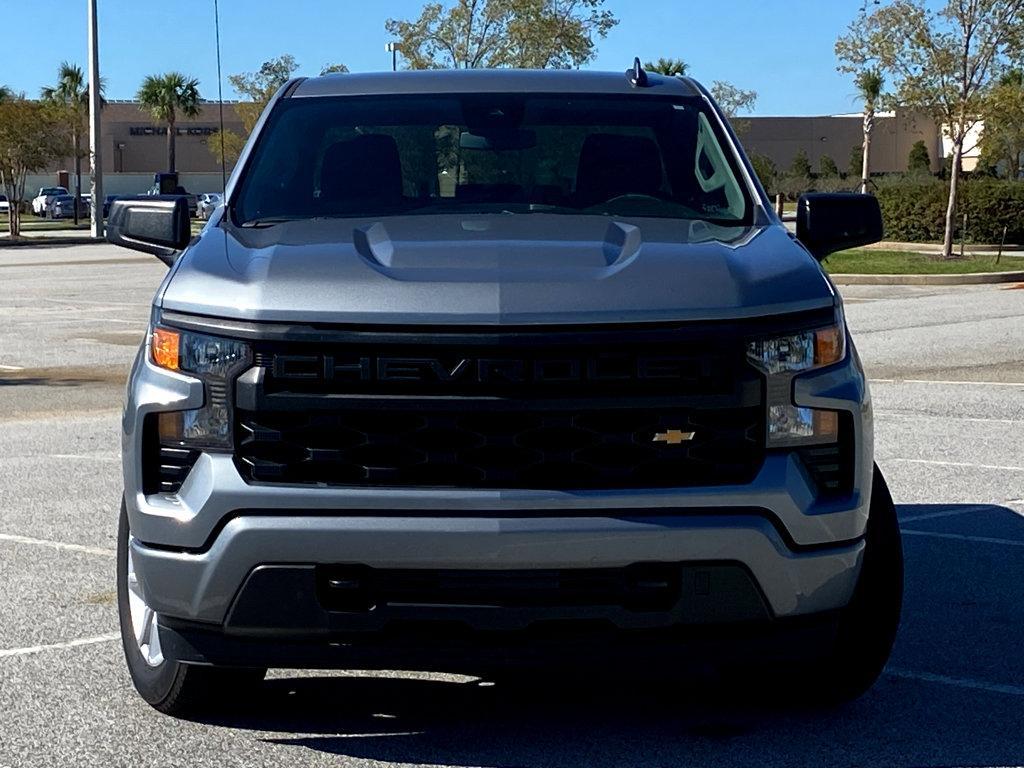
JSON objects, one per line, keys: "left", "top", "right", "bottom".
{"left": 236, "top": 405, "right": 763, "bottom": 489}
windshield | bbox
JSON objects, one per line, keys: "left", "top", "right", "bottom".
{"left": 232, "top": 93, "right": 752, "bottom": 226}
{"left": 42, "top": 187, "right": 66, "bottom": 196}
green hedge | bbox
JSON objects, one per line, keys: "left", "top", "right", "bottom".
{"left": 876, "top": 178, "right": 1024, "bottom": 243}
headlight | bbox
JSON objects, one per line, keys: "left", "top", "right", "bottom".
{"left": 150, "top": 327, "right": 250, "bottom": 449}
{"left": 746, "top": 324, "right": 845, "bottom": 374}
{"left": 748, "top": 315, "right": 846, "bottom": 447}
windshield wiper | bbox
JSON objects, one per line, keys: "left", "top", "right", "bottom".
{"left": 239, "top": 216, "right": 303, "bottom": 228}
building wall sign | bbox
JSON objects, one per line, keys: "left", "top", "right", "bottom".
{"left": 129, "top": 126, "right": 219, "bottom": 137}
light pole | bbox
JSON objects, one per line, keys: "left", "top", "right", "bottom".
{"left": 385, "top": 42, "right": 399, "bottom": 72}
{"left": 87, "top": 0, "right": 103, "bottom": 237}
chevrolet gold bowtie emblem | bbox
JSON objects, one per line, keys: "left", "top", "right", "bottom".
{"left": 652, "top": 429, "right": 696, "bottom": 445}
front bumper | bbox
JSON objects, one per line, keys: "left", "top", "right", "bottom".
{"left": 122, "top": 337, "right": 872, "bottom": 642}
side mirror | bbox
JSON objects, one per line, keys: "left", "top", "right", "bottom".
{"left": 796, "top": 193, "right": 883, "bottom": 261}
{"left": 106, "top": 195, "right": 190, "bottom": 266}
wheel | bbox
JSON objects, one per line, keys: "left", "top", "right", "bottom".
{"left": 116, "top": 500, "right": 266, "bottom": 717}
{"left": 793, "top": 464, "right": 904, "bottom": 703}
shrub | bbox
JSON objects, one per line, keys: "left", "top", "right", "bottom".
{"left": 876, "top": 177, "right": 1024, "bottom": 243}
{"left": 849, "top": 144, "right": 864, "bottom": 177}
{"left": 790, "top": 148, "right": 812, "bottom": 178}
{"left": 907, "top": 140, "right": 931, "bottom": 173}
{"left": 819, "top": 154, "right": 840, "bottom": 177}
{"left": 749, "top": 153, "right": 777, "bottom": 192}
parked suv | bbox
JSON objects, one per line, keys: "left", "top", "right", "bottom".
{"left": 107, "top": 66, "right": 901, "bottom": 717}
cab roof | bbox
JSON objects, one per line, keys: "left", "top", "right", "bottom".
{"left": 290, "top": 68, "right": 703, "bottom": 99}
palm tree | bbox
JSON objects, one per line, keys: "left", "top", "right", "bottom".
{"left": 41, "top": 62, "right": 104, "bottom": 224}
{"left": 643, "top": 58, "right": 689, "bottom": 76}
{"left": 136, "top": 73, "right": 201, "bottom": 173}
{"left": 855, "top": 69, "right": 884, "bottom": 194}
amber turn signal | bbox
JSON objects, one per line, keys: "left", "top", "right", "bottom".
{"left": 814, "top": 325, "right": 844, "bottom": 367}
{"left": 151, "top": 327, "right": 180, "bottom": 371}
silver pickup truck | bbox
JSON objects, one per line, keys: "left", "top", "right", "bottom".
{"left": 106, "top": 63, "right": 901, "bottom": 717}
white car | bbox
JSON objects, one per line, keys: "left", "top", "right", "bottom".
{"left": 31, "top": 186, "right": 69, "bottom": 216}
{"left": 0, "top": 194, "right": 9, "bottom": 214}
{"left": 196, "top": 192, "right": 222, "bottom": 220}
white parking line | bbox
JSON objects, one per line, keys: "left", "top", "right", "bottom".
{"left": 0, "top": 363, "right": 24, "bottom": 371}
{"left": 901, "top": 529, "right": 1024, "bottom": 548}
{"left": 886, "top": 667, "right": 1024, "bottom": 697}
{"left": 0, "top": 634, "right": 119, "bottom": 660}
{"left": 887, "top": 458, "right": 1024, "bottom": 472}
{"left": 876, "top": 412, "right": 1023, "bottom": 426}
{"left": 0, "top": 533, "right": 115, "bottom": 557}
{"left": 870, "top": 378, "right": 1024, "bottom": 388}
{"left": 900, "top": 504, "right": 998, "bottom": 523}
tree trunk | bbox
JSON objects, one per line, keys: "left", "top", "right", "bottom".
{"left": 167, "top": 116, "right": 176, "bottom": 173}
{"left": 73, "top": 129, "right": 81, "bottom": 225}
{"left": 861, "top": 108, "right": 873, "bottom": 194}
{"left": 942, "top": 139, "right": 964, "bottom": 259}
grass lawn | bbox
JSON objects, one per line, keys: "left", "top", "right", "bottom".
{"left": 0, "top": 214, "right": 90, "bottom": 232}
{"left": 823, "top": 249, "right": 1024, "bottom": 274}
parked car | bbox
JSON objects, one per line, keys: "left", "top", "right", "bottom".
{"left": 31, "top": 186, "right": 69, "bottom": 216}
{"left": 106, "top": 65, "right": 901, "bottom": 717}
{"left": 0, "top": 194, "right": 8, "bottom": 214}
{"left": 196, "top": 192, "right": 222, "bottom": 220}
{"left": 103, "top": 195, "right": 120, "bottom": 218}
{"left": 147, "top": 183, "right": 197, "bottom": 218}
{"left": 45, "top": 193, "right": 90, "bottom": 220}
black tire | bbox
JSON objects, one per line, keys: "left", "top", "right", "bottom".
{"left": 116, "top": 500, "right": 266, "bottom": 717}
{"left": 796, "top": 464, "right": 904, "bottom": 703}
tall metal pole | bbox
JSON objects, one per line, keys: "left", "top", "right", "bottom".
{"left": 87, "top": 0, "right": 104, "bottom": 237}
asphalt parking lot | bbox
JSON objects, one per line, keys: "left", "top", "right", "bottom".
{"left": 1, "top": 244, "right": 1023, "bottom": 766}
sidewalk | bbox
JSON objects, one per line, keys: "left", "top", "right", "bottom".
{"left": 862, "top": 240, "right": 1023, "bottom": 257}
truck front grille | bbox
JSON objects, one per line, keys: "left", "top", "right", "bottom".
{"left": 236, "top": 405, "right": 763, "bottom": 488}
{"left": 228, "top": 320, "right": 789, "bottom": 491}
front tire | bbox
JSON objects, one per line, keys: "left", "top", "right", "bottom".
{"left": 796, "top": 464, "right": 904, "bottom": 703}
{"left": 117, "top": 500, "right": 265, "bottom": 717}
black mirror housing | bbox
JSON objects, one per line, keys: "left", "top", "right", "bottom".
{"left": 796, "top": 193, "right": 883, "bottom": 261}
{"left": 106, "top": 195, "right": 190, "bottom": 266}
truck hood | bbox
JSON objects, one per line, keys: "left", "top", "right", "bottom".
{"left": 159, "top": 214, "right": 835, "bottom": 325}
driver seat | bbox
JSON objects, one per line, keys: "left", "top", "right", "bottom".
{"left": 573, "top": 133, "right": 665, "bottom": 208}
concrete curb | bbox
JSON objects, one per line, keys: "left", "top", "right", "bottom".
{"left": 831, "top": 270, "right": 1024, "bottom": 285}
{"left": 863, "top": 240, "right": 1023, "bottom": 254}
{"left": 1, "top": 236, "right": 105, "bottom": 248}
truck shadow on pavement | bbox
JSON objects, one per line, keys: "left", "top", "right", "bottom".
{"left": 195, "top": 503, "right": 1024, "bottom": 767}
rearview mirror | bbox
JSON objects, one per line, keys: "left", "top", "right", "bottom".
{"left": 796, "top": 193, "right": 883, "bottom": 261}
{"left": 459, "top": 129, "right": 536, "bottom": 151}
{"left": 106, "top": 196, "right": 190, "bottom": 266}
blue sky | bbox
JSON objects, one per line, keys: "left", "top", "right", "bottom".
{"left": 7, "top": 0, "right": 867, "bottom": 116}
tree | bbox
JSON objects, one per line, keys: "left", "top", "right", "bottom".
{"left": 210, "top": 55, "right": 300, "bottom": 166}
{"left": 40, "top": 62, "right": 104, "bottom": 224}
{"left": 852, "top": 68, "right": 884, "bottom": 193}
{"left": 384, "top": 0, "right": 617, "bottom": 70}
{"left": 644, "top": 57, "right": 688, "bottom": 76}
{"left": 979, "top": 69, "right": 1024, "bottom": 178}
{"left": 749, "top": 153, "right": 777, "bottom": 191}
{"left": 710, "top": 81, "right": 758, "bottom": 118}
{"left": 0, "top": 85, "right": 13, "bottom": 103}
{"left": 837, "top": 0, "right": 1024, "bottom": 257}
{"left": 849, "top": 144, "right": 864, "bottom": 177}
{"left": 907, "top": 139, "right": 931, "bottom": 173}
{"left": 820, "top": 154, "right": 840, "bottom": 177}
{"left": 320, "top": 63, "right": 350, "bottom": 75}
{"left": 790, "top": 148, "right": 812, "bottom": 178}
{"left": 136, "top": 72, "right": 201, "bottom": 173}
{"left": 0, "top": 98, "right": 71, "bottom": 236}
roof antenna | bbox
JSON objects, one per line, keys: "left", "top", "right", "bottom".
{"left": 214, "top": 0, "right": 227, "bottom": 195}
{"left": 626, "top": 57, "right": 648, "bottom": 88}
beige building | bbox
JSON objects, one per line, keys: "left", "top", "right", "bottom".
{"left": 741, "top": 109, "right": 978, "bottom": 175}
{"left": 47, "top": 100, "right": 244, "bottom": 176}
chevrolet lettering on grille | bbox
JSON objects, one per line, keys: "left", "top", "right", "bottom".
{"left": 272, "top": 354, "right": 698, "bottom": 385}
